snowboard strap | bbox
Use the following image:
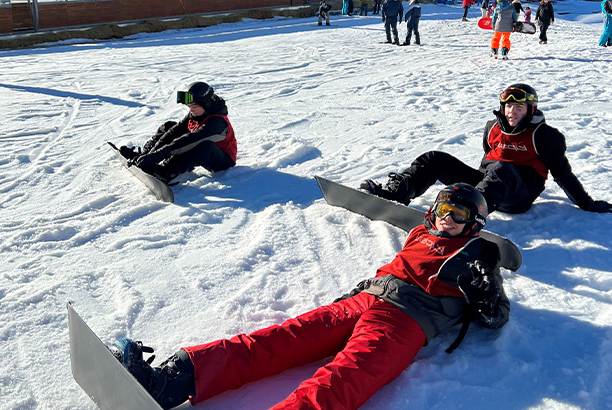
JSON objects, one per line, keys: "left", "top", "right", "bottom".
{"left": 445, "top": 312, "right": 473, "bottom": 354}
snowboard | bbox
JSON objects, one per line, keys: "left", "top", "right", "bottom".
{"left": 478, "top": 16, "right": 536, "bottom": 34}
{"left": 67, "top": 302, "right": 163, "bottom": 410}
{"left": 315, "top": 176, "right": 522, "bottom": 272}
{"left": 108, "top": 142, "right": 174, "bottom": 203}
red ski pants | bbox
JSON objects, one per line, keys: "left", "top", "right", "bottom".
{"left": 491, "top": 31, "right": 512, "bottom": 50}
{"left": 182, "top": 292, "right": 426, "bottom": 410}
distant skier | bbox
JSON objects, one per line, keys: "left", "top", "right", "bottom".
{"left": 462, "top": 0, "right": 476, "bottom": 21}
{"left": 481, "top": 0, "right": 490, "bottom": 18}
{"left": 524, "top": 6, "right": 532, "bottom": 22}
{"left": 373, "top": 0, "right": 382, "bottom": 14}
{"left": 110, "top": 184, "right": 510, "bottom": 410}
{"left": 402, "top": 0, "right": 422, "bottom": 45}
{"left": 490, "top": 0, "right": 517, "bottom": 59}
{"left": 511, "top": 0, "right": 524, "bottom": 17}
{"left": 382, "top": 0, "right": 404, "bottom": 44}
{"left": 318, "top": 0, "right": 332, "bottom": 26}
{"left": 599, "top": 0, "right": 612, "bottom": 47}
{"left": 360, "top": 0, "right": 369, "bottom": 15}
{"left": 360, "top": 83, "right": 612, "bottom": 215}
{"left": 535, "top": 0, "right": 554, "bottom": 44}
{"left": 119, "top": 82, "right": 236, "bottom": 183}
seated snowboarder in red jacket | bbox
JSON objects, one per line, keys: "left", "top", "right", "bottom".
{"left": 361, "top": 83, "right": 612, "bottom": 214}
{"left": 120, "top": 82, "right": 237, "bottom": 183}
{"left": 109, "top": 184, "right": 510, "bottom": 410}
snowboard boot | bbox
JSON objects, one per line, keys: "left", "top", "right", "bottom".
{"left": 501, "top": 47, "right": 509, "bottom": 60}
{"left": 360, "top": 172, "right": 413, "bottom": 204}
{"left": 360, "top": 179, "right": 396, "bottom": 201}
{"left": 490, "top": 48, "right": 498, "bottom": 59}
{"left": 110, "top": 339, "right": 196, "bottom": 410}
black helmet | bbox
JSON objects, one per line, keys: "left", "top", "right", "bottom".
{"left": 499, "top": 83, "right": 538, "bottom": 115}
{"left": 429, "top": 183, "right": 488, "bottom": 237}
{"left": 177, "top": 82, "right": 215, "bottom": 110}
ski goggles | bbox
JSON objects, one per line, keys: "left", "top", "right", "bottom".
{"left": 433, "top": 201, "right": 472, "bottom": 224}
{"left": 499, "top": 88, "right": 535, "bottom": 104}
{"left": 177, "top": 91, "right": 194, "bottom": 105}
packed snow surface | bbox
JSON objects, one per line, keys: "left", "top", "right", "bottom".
{"left": 1, "top": 1, "right": 611, "bottom": 409}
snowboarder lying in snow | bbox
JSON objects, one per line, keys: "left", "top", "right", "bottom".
{"left": 120, "top": 82, "right": 236, "bottom": 183}
{"left": 361, "top": 83, "right": 612, "bottom": 214}
{"left": 109, "top": 184, "right": 509, "bottom": 410}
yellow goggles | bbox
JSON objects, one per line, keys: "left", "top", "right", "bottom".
{"left": 433, "top": 201, "right": 471, "bottom": 223}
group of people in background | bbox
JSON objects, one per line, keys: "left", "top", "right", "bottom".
{"left": 324, "top": 0, "right": 610, "bottom": 50}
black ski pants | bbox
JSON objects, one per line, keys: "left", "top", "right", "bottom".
{"left": 396, "top": 151, "right": 534, "bottom": 214}
{"left": 539, "top": 21, "right": 551, "bottom": 42}
{"left": 406, "top": 20, "right": 420, "bottom": 44}
{"left": 385, "top": 16, "right": 399, "bottom": 42}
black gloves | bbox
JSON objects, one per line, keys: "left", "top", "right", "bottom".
{"left": 119, "top": 145, "right": 141, "bottom": 160}
{"left": 134, "top": 148, "right": 170, "bottom": 169}
{"left": 589, "top": 200, "right": 612, "bottom": 213}
{"left": 457, "top": 261, "right": 500, "bottom": 318}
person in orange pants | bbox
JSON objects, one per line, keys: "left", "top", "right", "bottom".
{"left": 109, "top": 184, "right": 511, "bottom": 410}
{"left": 490, "top": 0, "right": 518, "bottom": 59}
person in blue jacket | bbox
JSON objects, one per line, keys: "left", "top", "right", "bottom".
{"left": 402, "top": 0, "right": 422, "bottom": 45}
{"left": 382, "top": 0, "right": 404, "bottom": 45}
{"left": 600, "top": 0, "right": 612, "bottom": 46}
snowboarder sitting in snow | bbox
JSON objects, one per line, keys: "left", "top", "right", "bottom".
{"left": 402, "top": 0, "right": 422, "bottom": 46}
{"left": 109, "top": 184, "right": 509, "bottom": 410}
{"left": 490, "top": 0, "right": 517, "bottom": 59}
{"left": 360, "top": 83, "right": 612, "bottom": 215}
{"left": 382, "top": 0, "right": 404, "bottom": 45}
{"left": 119, "top": 82, "right": 237, "bottom": 183}
{"left": 318, "top": 0, "right": 332, "bottom": 26}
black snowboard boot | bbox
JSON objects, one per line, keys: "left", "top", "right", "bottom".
{"left": 501, "top": 47, "right": 509, "bottom": 60}
{"left": 360, "top": 179, "right": 396, "bottom": 200}
{"left": 110, "top": 339, "right": 195, "bottom": 410}
{"left": 119, "top": 145, "right": 142, "bottom": 160}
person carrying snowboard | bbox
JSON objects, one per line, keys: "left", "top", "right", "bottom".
{"left": 318, "top": 0, "right": 332, "bottom": 26}
{"left": 360, "top": 83, "right": 612, "bottom": 215}
{"left": 382, "top": 0, "right": 404, "bottom": 45}
{"left": 109, "top": 184, "right": 510, "bottom": 410}
{"left": 535, "top": 0, "right": 554, "bottom": 44}
{"left": 599, "top": 0, "right": 612, "bottom": 47}
{"left": 490, "top": 0, "right": 517, "bottom": 59}
{"left": 402, "top": 0, "right": 422, "bottom": 45}
{"left": 119, "top": 82, "right": 237, "bottom": 183}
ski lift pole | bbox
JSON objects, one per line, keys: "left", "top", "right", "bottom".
{"left": 178, "top": 0, "right": 188, "bottom": 16}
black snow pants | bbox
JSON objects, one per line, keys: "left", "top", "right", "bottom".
{"left": 395, "top": 151, "right": 535, "bottom": 214}
{"left": 385, "top": 16, "right": 399, "bottom": 42}
{"left": 406, "top": 20, "right": 420, "bottom": 44}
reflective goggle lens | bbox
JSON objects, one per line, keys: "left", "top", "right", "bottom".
{"left": 499, "top": 88, "right": 528, "bottom": 103}
{"left": 177, "top": 91, "right": 194, "bottom": 104}
{"left": 433, "top": 201, "right": 471, "bottom": 223}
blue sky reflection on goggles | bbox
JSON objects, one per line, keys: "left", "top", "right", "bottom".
{"left": 433, "top": 201, "right": 471, "bottom": 223}
{"left": 177, "top": 91, "right": 194, "bottom": 104}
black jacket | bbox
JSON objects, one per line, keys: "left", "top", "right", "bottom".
{"left": 536, "top": 1, "right": 554, "bottom": 24}
{"left": 481, "top": 110, "right": 594, "bottom": 210}
{"left": 382, "top": 0, "right": 404, "bottom": 18}
{"left": 404, "top": 4, "right": 422, "bottom": 25}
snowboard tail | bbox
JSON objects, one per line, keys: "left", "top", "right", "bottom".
{"left": 108, "top": 142, "right": 174, "bottom": 203}
{"left": 68, "top": 302, "right": 163, "bottom": 410}
{"left": 315, "top": 176, "right": 522, "bottom": 271}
